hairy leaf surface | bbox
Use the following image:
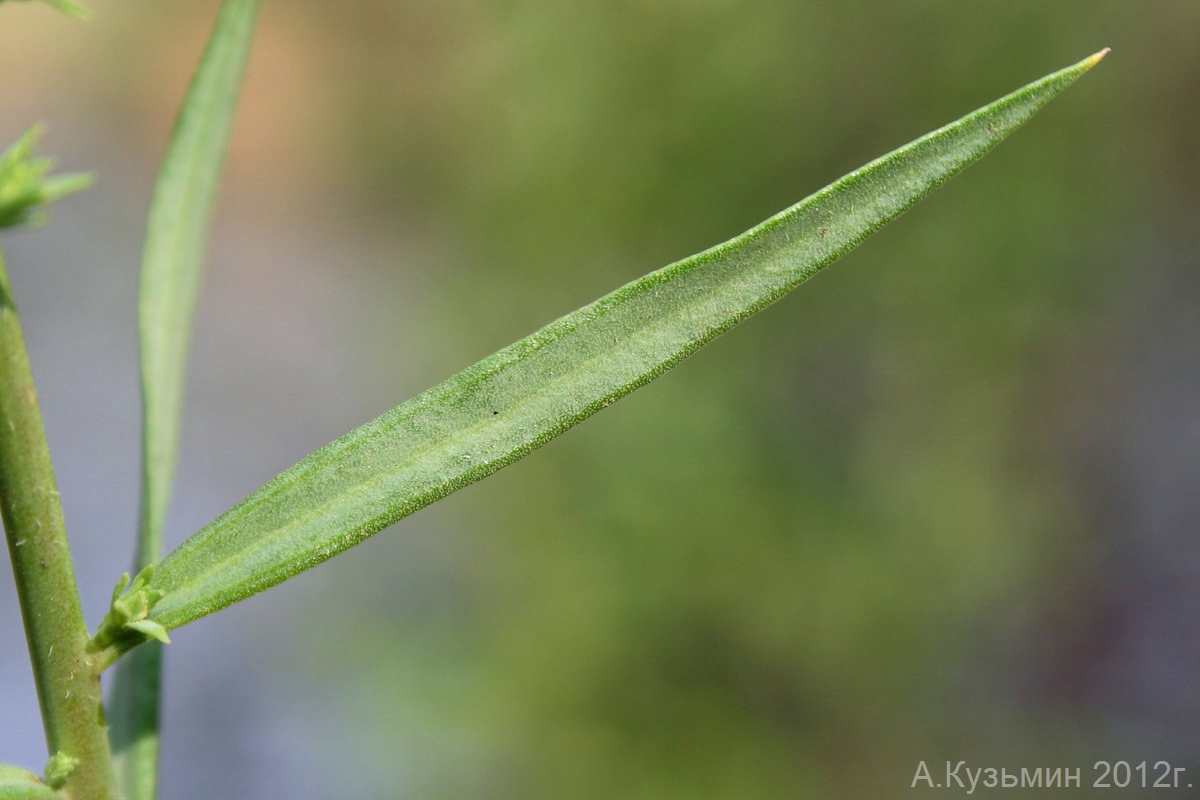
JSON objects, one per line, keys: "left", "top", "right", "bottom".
{"left": 142, "top": 51, "right": 1106, "bottom": 634}
{"left": 0, "top": 765, "right": 60, "bottom": 800}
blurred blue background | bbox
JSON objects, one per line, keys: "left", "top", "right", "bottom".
{"left": 1, "top": 1, "right": 1197, "bottom": 797}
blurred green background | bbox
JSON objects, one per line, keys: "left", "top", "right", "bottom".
{"left": 1, "top": 1, "right": 1197, "bottom": 797}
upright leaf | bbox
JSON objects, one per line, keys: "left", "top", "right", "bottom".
{"left": 138, "top": 0, "right": 262, "bottom": 566}
{"left": 129, "top": 50, "right": 1105, "bottom": 638}
{"left": 110, "top": 0, "right": 263, "bottom": 798}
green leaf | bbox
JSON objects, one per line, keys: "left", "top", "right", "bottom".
{"left": 139, "top": 50, "right": 1107, "bottom": 634}
{"left": 40, "top": 755, "right": 75, "bottom": 792}
{"left": 0, "top": 765, "right": 61, "bottom": 800}
{"left": 0, "top": 125, "right": 90, "bottom": 231}
{"left": 109, "top": 1, "right": 263, "bottom": 799}
{"left": 0, "top": 0, "right": 89, "bottom": 20}
{"left": 138, "top": 0, "right": 262, "bottom": 567}
{"left": 91, "top": 565, "right": 170, "bottom": 651}
{"left": 39, "top": 0, "right": 87, "bottom": 17}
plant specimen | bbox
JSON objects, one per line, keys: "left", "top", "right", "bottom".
{"left": 0, "top": 1, "right": 1105, "bottom": 797}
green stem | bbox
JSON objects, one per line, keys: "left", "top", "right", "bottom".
{"left": 0, "top": 245, "right": 117, "bottom": 799}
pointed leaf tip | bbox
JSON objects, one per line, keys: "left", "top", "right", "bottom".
{"left": 1088, "top": 47, "right": 1111, "bottom": 66}
{"left": 0, "top": 125, "right": 90, "bottom": 231}
{"left": 140, "top": 54, "right": 1106, "bottom": 635}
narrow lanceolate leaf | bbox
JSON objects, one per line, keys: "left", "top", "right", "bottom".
{"left": 139, "top": 50, "right": 1106, "bottom": 636}
{"left": 138, "top": 0, "right": 262, "bottom": 563}
{"left": 113, "top": 2, "right": 263, "bottom": 799}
